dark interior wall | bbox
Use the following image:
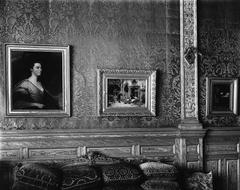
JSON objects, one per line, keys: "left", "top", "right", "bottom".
{"left": 198, "top": 0, "right": 240, "bottom": 127}
{"left": 0, "top": 0, "right": 180, "bottom": 130}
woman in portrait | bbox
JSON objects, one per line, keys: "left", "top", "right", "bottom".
{"left": 12, "top": 62, "right": 59, "bottom": 109}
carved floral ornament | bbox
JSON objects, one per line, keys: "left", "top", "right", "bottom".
{"left": 184, "top": 46, "right": 197, "bottom": 65}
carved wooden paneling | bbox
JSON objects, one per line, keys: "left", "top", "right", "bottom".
{"left": 226, "top": 159, "right": 239, "bottom": 190}
{"left": 206, "top": 159, "right": 222, "bottom": 190}
{"left": 28, "top": 148, "right": 78, "bottom": 160}
{"left": 187, "top": 145, "right": 198, "bottom": 153}
{"left": 205, "top": 128, "right": 240, "bottom": 190}
{"left": 207, "top": 144, "right": 237, "bottom": 155}
{"left": 87, "top": 147, "right": 132, "bottom": 158}
{"left": 187, "top": 161, "right": 200, "bottom": 170}
{"left": 141, "top": 145, "right": 175, "bottom": 156}
{"left": 0, "top": 128, "right": 179, "bottom": 162}
{"left": 0, "top": 149, "right": 19, "bottom": 160}
{"left": 140, "top": 145, "right": 175, "bottom": 162}
{"left": 187, "top": 154, "right": 199, "bottom": 162}
{"left": 174, "top": 138, "right": 186, "bottom": 167}
{"left": 184, "top": 137, "right": 204, "bottom": 170}
{"left": 206, "top": 158, "right": 240, "bottom": 190}
{"left": 206, "top": 160, "right": 221, "bottom": 176}
{"left": 186, "top": 144, "right": 199, "bottom": 162}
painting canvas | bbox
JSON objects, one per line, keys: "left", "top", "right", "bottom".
{"left": 98, "top": 69, "right": 156, "bottom": 116}
{"left": 5, "top": 44, "right": 70, "bottom": 117}
{"left": 206, "top": 77, "right": 238, "bottom": 116}
{"left": 107, "top": 79, "right": 146, "bottom": 109}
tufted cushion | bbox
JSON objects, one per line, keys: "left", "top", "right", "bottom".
{"left": 12, "top": 163, "right": 62, "bottom": 190}
{"left": 141, "top": 180, "right": 181, "bottom": 190}
{"left": 185, "top": 171, "right": 213, "bottom": 190}
{"left": 101, "top": 163, "right": 143, "bottom": 184}
{"left": 139, "top": 162, "right": 178, "bottom": 180}
{"left": 61, "top": 163, "right": 101, "bottom": 190}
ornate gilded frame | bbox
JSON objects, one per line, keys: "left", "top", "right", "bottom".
{"left": 5, "top": 44, "right": 70, "bottom": 117}
{"left": 206, "top": 77, "right": 238, "bottom": 116}
{"left": 97, "top": 69, "right": 156, "bottom": 116}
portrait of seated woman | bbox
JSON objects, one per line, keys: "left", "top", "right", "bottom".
{"left": 12, "top": 62, "right": 60, "bottom": 110}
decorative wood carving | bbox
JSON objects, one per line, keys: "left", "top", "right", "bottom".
{"left": 175, "top": 128, "right": 206, "bottom": 170}
{"left": 0, "top": 128, "right": 208, "bottom": 169}
{"left": 29, "top": 148, "right": 78, "bottom": 159}
{"left": 187, "top": 161, "right": 200, "bottom": 170}
{"left": 180, "top": 0, "right": 201, "bottom": 126}
{"left": 205, "top": 128, "right": 240, "bottom": 190}
{"left": 0, "top": 149, "right": 19, "bottom": 160}
{"left": 0, "top": 128, "right": 179, "bottom": 163}
{"left": 87, "top": 147, "right": 132, "bottom": 158}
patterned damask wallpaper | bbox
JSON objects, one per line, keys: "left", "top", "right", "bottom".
{"left": 0, "top": 0, "right": 180, "bottom": 130}
{"left": 198, "top": 0, "right": 240, "bottom": 127}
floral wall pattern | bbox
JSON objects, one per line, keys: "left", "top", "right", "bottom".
{"left": 198, "top": 0, "right": 240, "bottom": 127}
{"left": 0, "top": 0, "right": 180, "bottom": 130}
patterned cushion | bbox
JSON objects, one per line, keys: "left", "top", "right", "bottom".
{"left": 101, "top": 163, "right": 143, "bottom": 184}
{"left": 87, "top": 151, "right": 123, "bottom": 165}
{"left": 185, "top": 171, "right": 213, "bottom": 190}
{"left": 12, "top": 163, "right": 62, "bottom": 190}
{"left": 139, "top": 162, "right": 178, "bottom": 180}
{"left": 61, "top": 163, "right": 101, "bottom": 190}
{"left": 102, "top": 184, "right": 144, "bottom": 190}
{"left": 141, "top": 180, "right": 181, "bottom": 190}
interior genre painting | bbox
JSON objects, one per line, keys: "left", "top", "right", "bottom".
{"left": 5, "top": 44, "right": 70, "bottom": 117}
{"left": 98, "top": 69, "right": 156, "bottom": 116}
{"left": 107, "top": 78, "right": 146, "bottom": 108}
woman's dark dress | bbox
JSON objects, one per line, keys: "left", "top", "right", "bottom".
{"left": 13, "top": 79, "right": 59, "bottom": 109}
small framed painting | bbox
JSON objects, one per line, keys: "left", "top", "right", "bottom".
{"left": 206, "top": 77, "right": 238, "bottom": 116}
{"left": 97, "top": 69, "right": 156, "bottom": 116}
{"left": 5, "top": 44, "right": 70, "bottom": 117}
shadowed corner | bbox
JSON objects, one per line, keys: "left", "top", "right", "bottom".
{"left": 0, "top": 129, "right": 5, "bottom": 188}
{"left": 0, "top": 129, "right": 15, "bottom": 189}
{"left": 0, "top": 129, "right": 2, "bottom": 159}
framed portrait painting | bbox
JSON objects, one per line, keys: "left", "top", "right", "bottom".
{"left": 5, "top": 44, "right": 70, "bottom": 117}
{"left": 97, "top": 69, "right": 156, "bottom": 116}
{"left": 206, "top": 77, "right": 238, "bottom": 116}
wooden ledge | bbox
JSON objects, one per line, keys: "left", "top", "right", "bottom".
{"left": 206, "top": 127, "right": 240, "bottom": 137}
{"left": 0, "top": 127, "right": 210, "bottom": 141}
{"left": 177, "top": 129, "right": 207, "bottom": 138}
{"left": 0, "top": 128, "right": 179, "bottom": 141}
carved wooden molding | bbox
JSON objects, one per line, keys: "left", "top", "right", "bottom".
{"left": 0, "top": 128, "right": 207, "bottom": 166}
{"left": 0, "top": 128, "right": 209, "bottom": 140}
{"left": 178, "top": 129, "right": 207, "bottom": 138}
{"left": 0, "top": 128, "right": 179, "bottom": 140}
{"left": 206, "top": 127, "right": 240, "bottom": 137}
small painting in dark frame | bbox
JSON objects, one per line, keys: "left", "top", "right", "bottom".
{"left": 206, "top": 77, "right": 238, "bottom": 116}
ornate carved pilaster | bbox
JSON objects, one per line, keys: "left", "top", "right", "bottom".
{"left": 179, "top": 0, "right": 202, "bottom": 129}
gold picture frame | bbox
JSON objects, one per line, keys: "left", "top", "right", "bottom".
{"left": 97, "top": 69, "right": 156, "bottom": 116}
{"left": 206, "top": 77, "right": 238, "bottom": 116}
{"left": 5, "top": 44, "right": 70, "bottom": 117}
